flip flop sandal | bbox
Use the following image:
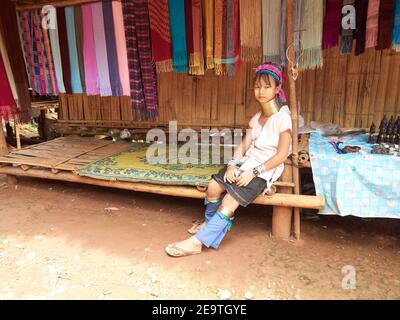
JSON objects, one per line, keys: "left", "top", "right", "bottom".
{"left": 187, "top": 220, "right": 205, "bottom": 235}
{"left": 165, "top": 242, "right": 202, "bottom": 257}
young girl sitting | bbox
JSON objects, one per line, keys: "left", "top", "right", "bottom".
{"left": 165, "top": 62, "right": 293, "bottom": 257}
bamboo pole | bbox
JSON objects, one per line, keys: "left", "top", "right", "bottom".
{"left": 15, "top": 115, "right": 21, "bottom": 150}
{"left": 15, "top": 0, "right": 99, "bottom": 10}
{"left": 0, "top": 166, "right": 325, "bottom": 209}
{"left": 286, "top": 0, "right": 301, "bottom": 240}
{"left": 0, "top": 118, "right": 8, "bottom": 156}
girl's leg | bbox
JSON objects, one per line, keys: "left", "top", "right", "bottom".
{"left": 188, "top": 179, "right": 225, "bottom": 234}
{"left": 166, "top": 194, "right": 240, "bottom": 256}
{"left": 195, "top": 193, "right": 240, "bottom": 249}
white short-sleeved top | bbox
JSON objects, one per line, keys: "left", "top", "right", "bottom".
{"left": 239, "top": 105, "right": 292, "bottom": 185}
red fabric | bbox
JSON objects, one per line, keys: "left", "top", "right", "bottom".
{"left": 0, "top": 53, "right": 17, "bottom": 121}
{"left": 148, "top": 0, "right": 172, "bottom": 71}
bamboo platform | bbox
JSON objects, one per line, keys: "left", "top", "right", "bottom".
{"left": 0, "top": 136, "right": 131, "bottom": 172}
{"left": 0, "top": 137, "right": 323, "bottom": 210}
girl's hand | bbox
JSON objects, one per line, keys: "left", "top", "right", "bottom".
{"left": 236, "top": 170, "right": 255, "bottom": 187}
{"left": 224, "top": 166, "right": 238, "bottom": 184}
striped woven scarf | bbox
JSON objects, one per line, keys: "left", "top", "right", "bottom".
{"left": 262, "top": 0, "right": 282, "bottom": 64}
{"left": 377, "top": 0, "right": 395, "bottom": 50}
{"left": 365, "top": 0, "right": 380, "bottom": 48}
{"left": 322, "top": 0, "right": 343, "bottom": 49}
{"left": 340, "top": 0, "right": 355, "bottom": 54}
{"left": 185, "top": 0, "right": 205, "bottom": 75}
{"left": 240, "top": 0, "right": 262, "bottom": 63}
{"left": 393, "top": 0, "right": 400, "bottom": 51}
{"left": 300, "top": 0, "right": 324, "bottom": 69}
{"left": 148, "top": 0, "right": 173, "bottom": 73}
{"left": 355, "top": 0, "right": 369, "bottom": 56}
{"left": 168, "top": 0, "right": 188, "bottom": 72}
{"left": 41, "top": 11, "right": 59, "bottom": 95}
{"left": 215, "top": 0, "right": 240, "bottom": 76}
{"left": 122, "top": 0, "right": 158, "bottom": 120}
{"left": 203, "top": 0, "right": 214, "bottom": 69}
{"left": 18, "top": 10, "right": 39, "bottom": 94}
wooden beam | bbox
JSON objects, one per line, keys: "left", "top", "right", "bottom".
{"left": 0, "top": 166, "right": 325, "bottom": 209}
{"left": 15, "top": 0, "right": 99, "bottom": 10}
{"left": 286, "top": 0, "right": 301, "bottom": 240}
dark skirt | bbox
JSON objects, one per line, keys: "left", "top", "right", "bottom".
{"left": 212, "top": 165, "right": 267, "bottom": 207}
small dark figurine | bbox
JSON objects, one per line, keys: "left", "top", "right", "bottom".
{"left": 368, "top": 122, "right": 376, "bottom": 144}
{"left": 379, "top": 114, "right": 388, "bottom": 131}
{"left": 377, "top": 122, "right": 387, "bottom": 144}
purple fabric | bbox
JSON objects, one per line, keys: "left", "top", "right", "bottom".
{"left": 102, "top": 1, "right": 122, "bottom": 96}
{"left": 322, "top": 0, "right": 343, "bottom": 49}
{"left": 91, "top": 2, "right": 112, "bottom": 96}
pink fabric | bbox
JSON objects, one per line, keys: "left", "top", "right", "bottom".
{"left": 366, "top": 0, "right": 381, "bottom": 48}
{"left": 82, "top": 4, "right": 99, "bottom": 95}
{"left": 255, "top": 63, "right": 287, "bottom": 104}
{"left": 112, "top": 1, "right": 131, "bottom": 96}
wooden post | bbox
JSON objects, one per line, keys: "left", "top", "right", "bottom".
{"left": 15, "top": 115, "right": 21, "bottom": 150}
{"left": 0, "top": 118, "right": 8, "bottom": 155}
{"left": 272, "top": 164, "right": 293, "bottom": 239}
{"left": 286, "top": 0, "right": 301, "bottom": 240}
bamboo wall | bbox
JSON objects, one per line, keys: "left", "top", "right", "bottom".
{"left": 58, "top": 46, "right": 400, "bottom": 129}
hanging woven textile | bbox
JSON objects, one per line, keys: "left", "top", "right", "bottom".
{"left": 240, "top": 0, "right": 262, "bottom": 63}
{"left": 214, "top": 0, "right": 240, "bottom": 76}
{"left": 293, "top": 0, "right": 302, "bottom": 63}
{"left": 168, "top": 0, "right": 188, "bottom": 72}
{"left": 365, "top": 0, "right": 380, "bottom": 48}
{"left": 74, "top": 6, "right": 86, "bottom": 93}
{"left": 17, "top": 10, "right": 39, "bottom": 94}
{"left": 185, "top": 0, "right": 205, "bottom": 75}
{"left": 203, "top": 0, "right": 214, "bottom": 69}
{"left": 280, "top": 0, "right": 287, "bottom": 66}
{"left": 42, "top": 11, "right": 59, "bottom": 96}
{"left": 90, "top": 2, "right": 112, "bottom": 96}
{"left": 322, "top": 0, "right": 343, "bottom": 50}
{"left": 0, "top": 0, "right": 31, "bottom": 123}
{"left": 47, "top": 8, "right": 66, "bottom": 93}
{"left": 81, "top": 4, "right": 99, "bottom": 96}
{"left": 0, "top": 31, "right": 18, "bottom": 101}
{"left": 112, "top": 1, "right": 131, "bottom": 96}
{"left": 354, "top": 0, "right": 369, "bottom": 56}
{"left": 340, "top": 0, "right": 355, "bottom": 54}
{"left": 103, "top": 1, "right": 123, "bottom": 96}
{"left": 262, "top": 0, "right": 281, "bottom": 64}
{"left": 148, "top": 0, "right": 173, "bottom": 73}
{"left": 299, "top": 0, "right": 323, "bottom": 69}
{"left": 0, "top": 53, "right": 18, "bottom": 122}
{"left": 56, "top": 8, "right": 72, "bottom": 94}
{"left": 122, "top": 0, "right": 158, "bottom": 120}
{"left": 393, "top": 0, "right": 400, "bottom": 51}
{"left": 65, "top": 6, "right": 83, "bottom": 93}
{"left": 377, "top": 0, "right": 395, "bottom": 49}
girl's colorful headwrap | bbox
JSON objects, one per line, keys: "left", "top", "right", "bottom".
{"left": 255, "top": 62, "right": 287, "bottom": 106}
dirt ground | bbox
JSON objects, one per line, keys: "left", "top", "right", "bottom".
{"left": 0, "top": 174, "right": 399, "bottom": 300}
